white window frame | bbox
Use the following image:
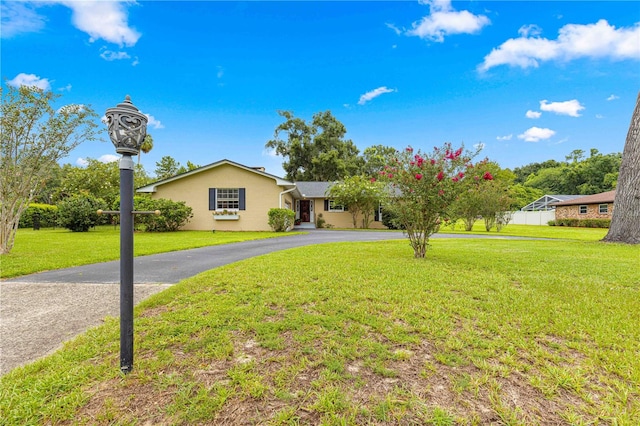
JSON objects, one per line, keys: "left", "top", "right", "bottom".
{"left": 216, "top": 188, "right": 239, "bottom": 211}
{"left": 328, "top": 199, "right": 345, "bottom": 212}
{"left": 599, "top": 204, "right": 608, "bottom": 214}
{"left": 579, "top": 205, "right": 588, "bottom": 214}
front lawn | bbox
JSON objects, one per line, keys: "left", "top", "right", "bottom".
{"left": 0, "top": 227, "right": 303, "bottom": 278}
{"left": 1, "top": 238, "right": 637, "bottom": 424}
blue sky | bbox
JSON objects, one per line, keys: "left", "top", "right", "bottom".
{"left": 2, "top": 0, "right": 639, "bottom": 177}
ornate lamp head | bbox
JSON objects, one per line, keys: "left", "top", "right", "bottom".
{"left": 105, "top": 95, "right": 148, "bottom": 155}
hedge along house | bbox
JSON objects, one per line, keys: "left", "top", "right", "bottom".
{"left": 136, "top": 159, "right": 386, "bottom": 231}
{"left": 551, "top": 190, "right": 616, "bottom": 220}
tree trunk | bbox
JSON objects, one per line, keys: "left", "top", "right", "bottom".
{"left": 602, "top": 92, "right": 640, "bottom": 244}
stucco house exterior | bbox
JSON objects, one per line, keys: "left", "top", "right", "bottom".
{"left": 551, "top": 190, "right": 616, "bottom": 220}
{"left": 136, "top": 159, "right": 386, "bottom": 231}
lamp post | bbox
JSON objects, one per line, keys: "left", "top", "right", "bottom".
{"left": 105, "top": 95, "right": 148, "bottom": 373}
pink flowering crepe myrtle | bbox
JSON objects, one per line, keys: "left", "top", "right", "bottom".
{"left": 378, "top": 142, "right": 485, "bottom": 258}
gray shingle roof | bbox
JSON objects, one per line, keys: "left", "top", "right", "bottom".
{"left": 294, "top": 181, "right": 333, "bottom": 198}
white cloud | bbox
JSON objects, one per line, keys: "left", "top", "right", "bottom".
{"left": 480, "top": 19, "right": 640, "bottom": 71}
{"left": 7, "top": 73, "right": 51, "bottom": 90}
{"left": 386, "top": 22, "right": 402, "bottom": 35}
{"left": 406, "top": 0, "right": 490, "bottom": 42}
{"left": 518, "top": 127, "right": 556, "bottom": 142}
{"left": 0, "top": 2, "right": 46, "bottom": 38}
{"left": 217, "top": 66, "right": 224, "bottom": 79}
{"left": 473, "top": 142, "right": 485, "bottom": 150}
{"left": 358, "top": 86, "right": 396, "bottom": 105}
{"left": 100, "top": 49, "right": 131, "bottom": 61}
{"left": 59, "top": 0, "right": 141, "bottom": 47}
{"left": 144, "top": 113, "right": 164, "bottom": 130}
{"left": 59, "top": 84, "right": 72, "bottom": 92}
{"left": 496, "top": 134, "right": 512, "bottom": 141}
{"left": 540, "top": 99, "right": 585, "bottom": 117}
{"left": 98, "top": 154, "right": 120, "bottom": 163}
{"left": 607, "top": 94, "right": 619, "bottom": 101}
{"left": 596, "top": 114, "right": 604, "bottom": 119}
{"left": 76, "top": 157, "right": 89, "bottom": 167}
{"left": 525, "top": 110, "right": 541, "bottom": 119}
{"left": 262, "top": 148, "right": 278, "bottom": 158}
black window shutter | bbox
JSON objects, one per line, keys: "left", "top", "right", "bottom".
{"left": 374, "top": 205, "right": 380, "bottom": 221}
{"left": 239, "top": 188, "right": 246, "bottom": 210}
{"left": 324, "top": 199, "right": 329, "bottom": 211}
{"left": 209, "top": 188, "right": 217, "bottom": 210}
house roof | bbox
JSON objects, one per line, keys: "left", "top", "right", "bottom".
{"left": 551, "top": 190, "right": 616, "bottom": 206}
{"left": 137, "top": 159, "right": 295, "bottom": 193}
{"left": 293, "top": 181, "right": 333, "bottom": 199}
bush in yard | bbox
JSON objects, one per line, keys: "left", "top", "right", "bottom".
{"left": 381, "top": 207, "right": 404, "bottom": 230}
{"left": 380, "top": 143, "right": 484, "bottom": 258}
{"left": 141, "top": 198, "right": 193, "bottom": 232}
{"left": 57, "top": 194, "right": 107, "bottom": 232}
{"left": 19, "top": 204, "right": 58, "bottom": 228}
{"left": 268, "top": 208, "right": 295, "bottom": 232}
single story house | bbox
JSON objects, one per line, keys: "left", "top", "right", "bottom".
{"left": 551, "top": 190, "right": 616, "bottom": 220}
{"left": 136, "top": 159, "right": 386, "bottom": 231}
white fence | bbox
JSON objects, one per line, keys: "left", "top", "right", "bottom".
{"left": 508, "top": 210, "right": 556, "bottom": 226}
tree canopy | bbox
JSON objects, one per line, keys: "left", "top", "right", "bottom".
{"left": 1, "top": 85, "right": 99, "bottom": 253}
{"left": 266, "top": 110, "right": 363, "bottom": 181}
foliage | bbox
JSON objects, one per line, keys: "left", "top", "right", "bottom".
{"left": 57, "top": 194, "right": 108, "bottom": 232}
{"left": 326, "top": 175, "right": 385, "bottom": 228}
{"left": 507, "top": 183, "right": 544, "bottom": 210}
{"left": 154, "top": 155, "right": 182, "bottom": 180}
{"left": 138, "top": 133, "right": 154, "bottom": 166}
{"left": 361, "top": 145, "right": 398, "bottom": 178}
{"left": 18, "top": 204, "right": 58, "bottom": 229}
{"left": 137, "top": 198, "right": 193, "bottom": 232}
{"left": 380, "top": 144, "right": 483, "bottom": 258}
{"left": 266, "top": 110, "right": 363, "bottom": 181}
{"left": 315, "top": 213, "right": 326, "bottom": 228}
{"left": 267, "top": 208, "right": 295, "bottom": 232}
{"left": 514, "top": 149, "right": 621, "bottom": 195}
{"left": 449, "top": 161, "right": 514, "bottom": 232}
{"left": 2, "top": 239, "right": 638, "bottom": 424}
{"left": 549, "top": 218, "right": 611, "bottom": 228}
{"left": 381, "top": 207, "right": 404, "bottom": 230}
{"left": 0, "top": 85, "right": 100, "bottom": 253}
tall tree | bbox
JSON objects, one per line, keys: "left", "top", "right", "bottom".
{"left": 603, "top": 92, "right": 640, "bottom": 244}
{"left": 326, "top": 175, "right": 385, "bottom": 228}
{"left": 362, "top": 145, "right": 398, "bottom": 177}
{"left": 154, "top": 155, "right": 181, "bottom": 180}
{"left": 266, "top": 110, "right": 363, "bottom": 181}
{"left": 0, "top": 85, "right": 99, "bottom": 254}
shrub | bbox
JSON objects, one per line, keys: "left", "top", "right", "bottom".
{"left": 57, "top": 194, "right": 108, "bottom": 232}
{"left": 316, "top": 213, "right": 326, "bottom": 229}
{"left": 268, "top": 208, "right": 295, "bottom": 232}
{"left": 141, "top": 198, "right": 193, "bottom": 232}
{"left": 19, "top": 204, "right": 58, "bottom": 229}
{"left": 381, "top": 208, "right": 405, "bottom": 230}
{"left": 548, "top": 218, "right": 610, "bottom": 228}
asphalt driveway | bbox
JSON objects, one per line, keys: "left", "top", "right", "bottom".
{"left": 0, "top": 230, "right": 526, "bottom": 375}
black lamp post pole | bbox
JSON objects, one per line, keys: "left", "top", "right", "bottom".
{"left": 105, "top": 95, "right": 148, "bottom": 374}
{"left": 119, "top": 153, "right": 135, "bottom": 373}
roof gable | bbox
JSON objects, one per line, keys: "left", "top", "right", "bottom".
{"left": 137, "top": 159, "right": 294, "bottom": 192}
{"left": 552, "top": 190, "right": 616, "bottom": 206}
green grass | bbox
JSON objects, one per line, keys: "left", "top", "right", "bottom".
{"left": 438, "top": 221, "right": 609, "bottom": 241}
{"left": 0, "top": 227, "right": 303, "bottom": 278}
{"left": 1, "top": 238, "right": 638, "bottom": 424}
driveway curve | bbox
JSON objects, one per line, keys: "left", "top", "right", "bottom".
{"left": 0, "top": 230, "right": 526, "bottom": 374}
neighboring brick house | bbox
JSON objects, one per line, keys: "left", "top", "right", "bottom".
{"left": 551, "top": 190, "right": 616, "bottom": 220}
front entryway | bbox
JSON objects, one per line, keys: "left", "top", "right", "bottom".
{"left": 299, "top": 200, "right": 314, "bottom": 223}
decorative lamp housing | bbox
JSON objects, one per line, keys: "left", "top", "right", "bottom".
{"left": 105, "top": 95, "right": 148, "bottom": 155}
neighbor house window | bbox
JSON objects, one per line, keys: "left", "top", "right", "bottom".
{"left": 327, "top": 199, "right": 345, "bottom": 212}
{"left": 599, "top": 204, "right": 608, "bottom": 214}
{"left": 579, "top": 205, "right": 587, "bottom": 214}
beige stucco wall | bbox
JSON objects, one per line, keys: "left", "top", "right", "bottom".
{"left": 149, "top": 164, "right": 293, "bottom": 231}
{"left": 313, "top": 199, "right": 386, "bottom": 229}
{"left": 555, "top": 203, "right": 613, "bottom": 220}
